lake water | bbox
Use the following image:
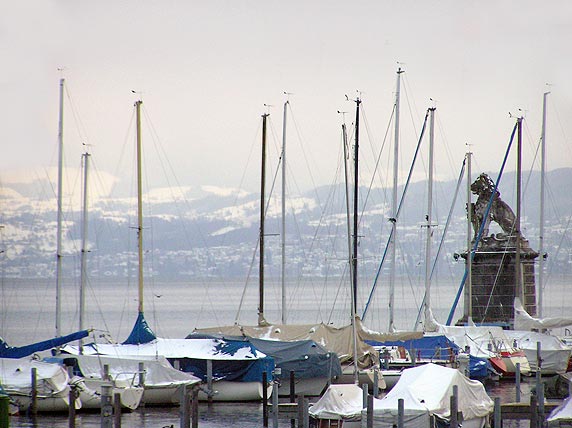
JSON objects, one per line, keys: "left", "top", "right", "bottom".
{"left": 1, "top": 277, "right": 569, "bottom": 427}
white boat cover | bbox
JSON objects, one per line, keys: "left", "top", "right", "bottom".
{"left": 548, "top": 395, "right": 572, "bottom": 425}
{"left": 367, "top": 363, "right": 494, "bottom": 428}
{"left": 0, "top": 357, "right": 69, "bottom": 397}
{"left": 61, "top": 337, "right": 267, "bottom": 361}
{"left": 194, "top": 317, "right": 422, "bottom": 369}
{"left": 429, "top": 325, "right": 518, "bottom": 359}
{"left": 515, "top": 298, "right": 572, "bottom": 330}
{"left": 503, "top": 330, "right": 571, "bottom": 374}
{"left": 309, "top": 383, "right": 364, "bottom": 420}
{"left": 65, "top": 354, "right": 200, "bottom": 387}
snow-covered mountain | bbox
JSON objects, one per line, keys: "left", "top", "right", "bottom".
{"left": 1, "top": 168, "right": 571, "bottom": 280}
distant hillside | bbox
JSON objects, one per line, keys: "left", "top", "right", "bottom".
{"left": 1, "top": 168, "right": 571, "bottom": 280}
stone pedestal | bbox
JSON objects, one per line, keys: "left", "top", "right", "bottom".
{"left": 459, "top": 236, "right": 538, "bottom": 327}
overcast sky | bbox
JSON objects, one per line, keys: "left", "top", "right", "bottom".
{"left": 2, "top": 1, "right": 571, "bottom": 195}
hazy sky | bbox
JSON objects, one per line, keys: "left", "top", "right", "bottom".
{"left": 2, "top": 1, "right": 571, "bottom": 195}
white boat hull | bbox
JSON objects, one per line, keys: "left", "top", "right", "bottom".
{"left": 8, "top": 389, "right": 74, "bottom": 413}
{"left": 76, "top": 379, "right": 144, "bottom": 410}
{"left": 198, "top": 381, "right": 272, "bottom": 402}
{"left": 278, "top": 376, "right": 330, "bottom": 397}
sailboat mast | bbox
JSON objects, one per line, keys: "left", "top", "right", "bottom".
{"left": 135, "top": 100, "right": 144, "bottom": 315}
{"left": 258, "top": 113, "right": 269, "bottom": 325}
{"left": 389, "top": 67, "right": 403, "bottom": 332}
{"left": 538, "top": 92, "right": 549, "bottom": 318}
{"left": 515, "top": 117, "right": 523, "bottom": 307}
{"left": 352, "top": 98, "right": 361, "bottom": 315}
{"left": 466, "top": 150, "right": 473, "bottom": 323}
{"left": 55, "top": 78, "right": 64, "bottom": 338}
{"left": 342, "top": 121, "right": 359, "bottom": 384}
{"left": 79, "top": 151, "right": 90, "bottom": 349}
{"left": 281, "top": 101, "right": 288, "bottom": 324}
{"left": 424, "top": 107, "right": 436, "bottom": 325}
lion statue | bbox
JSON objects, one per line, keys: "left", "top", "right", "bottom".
{"left": 467, "top": 173, "right": 521, "bottom": 242}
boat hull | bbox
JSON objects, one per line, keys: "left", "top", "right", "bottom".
{"left": 198, "top": 381, "right": 272, "bottom": 402}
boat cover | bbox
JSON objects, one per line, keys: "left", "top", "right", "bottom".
{"left": 193, "top": 317, "right": 422, "bottom": 369}
{"left": 504, "top": 330, "right": 571, "bottom": 373}
{"left": 0, "top": 330, "right": 90, "bottom": 358}
{"left": 0, "top": 357, "right": 70, "bottom": 397}
{"left": 60, "top": 337, "right": 274, "bottom": 383}
{"left": 429, "top": 325, "right": 516, "bottom": 359}
{"left": 514, "top": 298, "right": 572, "bottom": 330}
{"left": 189, "top": 333, "right": 342, "bottom": 381}
{"left": 548, "top": 395, "right": 572, "bottom": 425}
{"left": 367, "top": 363, "right": 494, "bottom": 428}
{"left": 366, "top": 334, "right": 492, "bottom": 379}
{"left": 123, "top": 312, "right": 157, "bottom": 345}
{"left": 52, "top": 354, "right": 200, "bottom": 387}
{"left": 309, "top": 383, "right": 364, "bottom": 420}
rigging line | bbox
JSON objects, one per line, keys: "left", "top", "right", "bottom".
{"left": 360, "top": 103, "right": 396, "bottom": 229}
{"left": 140, "top": 109, "right": 200, "bottom": 248}
{"left": 294, "top": 138, "right": 346, "bottom": 312}
{"left": 287, "top": 102, "right": 323, "bottom": 208}
{"left": 402, "top": 76, "right": 420, "bottom": 138}
{"left": 301, "top": 146, "right": 347, "bottom": 320}
{"left": 544, "top": 211, "right": 572, "bottom": 287}
{"left": 63, "top": 81, "right": 90, "bottom": 147}
{"left": 435, "top": 113, "right": 457, "bottom": 177}
{"left": 362, "top": 108, "right": 431, "bottom": 320}
{"left": 234, "top": 118, "right": 281, "bottom": 323}
{"left": 414, "top": 158, "right": 466, "bottom": 329}
{"left": 326, "top": 263, "right": 350, "bottom": 325}
{"left": 236, "top": 125, "right": 284, "bottom": 323}
{"left": 446, "top": 121, "right": 518, "bottom": 325}
{"left": 549, "top": 95, "right": 572, "bottom": 162}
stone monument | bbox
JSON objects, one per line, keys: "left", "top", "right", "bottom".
{"left": 459, "top": 173, "right": 538, "bottom": 327}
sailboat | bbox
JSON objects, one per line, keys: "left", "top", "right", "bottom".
{"left": 502, "top": 92, "right": 572, "bottom": 375}
{"left": 189, "top": 107, "right": 343, "bottom": 397}
{"left": 61, "top": 100, "right": 271, "bottom": 402}
{"left": 0, "top": 78, "right": 94, "bottom": 414}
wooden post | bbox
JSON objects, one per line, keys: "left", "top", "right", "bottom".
{"left": 398, "top": 398, "right": 404, "bottom": 428}
{"left": 536, "top": 341, "right": 544, "bottom": 422}
{"left": 530, "top": 395, "right": 538, "bottom": 428}
{"left": 113, "top": 393, "right": 121, "bottom": 428}
{"left": 206, "top": 359, "right": 213, "bottom": 405}
{"left": 290, "top": 370, "right": 295, "bottom": 403}
{"left": 103, "top": 364, "right": 110, "bottom": 382}
{"left": 297, "top": 395, "right": 304, "bottom": 428}
{"left": 101, "top": 384, "right": 113, "bottom": 428}
{"left": 272, "top": 379, "right": 279, "bottom": 428}
{"left": 373, "top": 369, "right": 379, "bottom": 398}
{"left": 302, "top": 397, "right": 309, "bottom": 428}
{"left": 180, "top": 384, "right": 190, "bottom": 428}
{"left": 450, "top": 385, "right": 458, "bottom": 428}
{"left": 362, "top": 383, "right": 368, "bottom": 408}
{"left": 138, "top": 362, "right": 145, "bottom": 387}
{"left": 30, "top": 367, "right": 38, "bottom": 416}
{"left": 68, "top": 387, "right": 76, "bottom": 428}
{"left": 493, "top": 397, "right": 501, "bottom": 428}
{"left": 366, "top": 394, "right": 374, "bottom": 428}
{"left": 191, "top": 386, "right": 199, "bottom": 428}
{"left": 262, "top": 372, "right": 268, "bottom": 428}
{"left": 515, "top": 362, "right": 521, "bottom": 403}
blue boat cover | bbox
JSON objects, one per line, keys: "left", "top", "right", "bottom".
{"left": 0, "top": 330, "right": 90, "bottom": 359}
{"left": 176, "top": 337, "right": 275, "bottom": 382}
{"left": 122, "top": 312, "right": 157, "bottom": 345}
{"left": 365, "top": 335, "right": 493, "bottom": 380}
{"left": 249, "top": 338, "right": 342, "bottom": 380}
{"left": 188, "top": 333, "right": 341, "bottom": 381}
